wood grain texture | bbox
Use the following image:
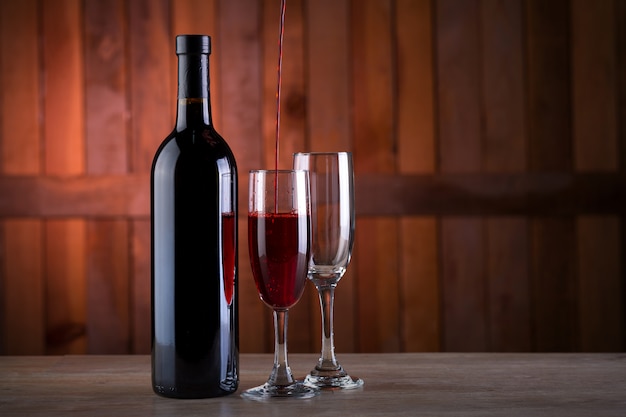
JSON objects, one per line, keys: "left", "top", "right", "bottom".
{"left": 481, "top": 0, "right": 530, "bottom": 352}
{"left": 85, "top": 0, "right": 128, "bottom": 175}
{"left": 571, "top": 0, "right": 623, "bottom": 352}
{"left": 128, "top": 0, "right": 172, "bottom": 174}
{"left": 0, "top": 173, "right": 625, "bottom": 217}
{"left": 577, "top": 216, "right": 623, "bottom": 351}
{"left": 0, "top": 0, "right": 44, "bottom": 355}
{"left": 2, "top": 220, "right": 44, "bottom": 354}
{"left": 42, "top": 0, "right": 88, "bottom": 357}
{"left": 526, "top": 0, "right": 578, "bottom": 352}
{"left": 305, "top": 0, "right": 352, "bottom": 152}
{"left": 352, "top": 0, "right": 400, "bottom": 353}
{"left": 42, "top": 0, "right": 85, "bottom": 176}
{"left": 571, "top": 0, "right": 617, "bottom": 172}
{"left": 131, "top": 220, "right": 151, "bottom": 354}
{"left": 526, "top": 0, "right": 572, "bottom": 171}
{"left": 0, "top": 0, "right": 624, "bottom": 355}
{"left": 87, "top": 220, "right": 131, "bottom": 353}
{"left": 2, "top": 354, "right": 626, "bottom": 416}
{"left": 45, "top": 220, "right": 87, "bottom": 355}
{"left": 396, "top": 0, "right": 439, "bottom": 352}
{"left": 0, "top": 0, "right": 40, "bottom": 175}
{"left": 486, "top": 218, "right": 531, "bottom": 351}
{"left": 436, "top": 0, "right": 486, "bottom": 351}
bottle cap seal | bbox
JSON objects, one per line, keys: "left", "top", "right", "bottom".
{"left": 176, "top": 35, "right": 211, "bottom": 55}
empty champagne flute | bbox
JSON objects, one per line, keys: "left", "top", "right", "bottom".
{"left": 242, "top": 169, "right": 319, "bottom": 400}
{"left": 293, "top": 152, "right": 363, "bottom": 390}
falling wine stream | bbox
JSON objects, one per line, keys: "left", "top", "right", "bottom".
{"left": 274, "top": 0, "right": 286, "bottom": 213}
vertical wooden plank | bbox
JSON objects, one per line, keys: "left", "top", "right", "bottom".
{"left": 572, "top": 0, "right": 618, "bottom": 173}
{"left": 396, "top": 0, "right": 439, "bottom": 352}
{"left": 399, "top": 218, "right": 439, "bottom": 351}
{"left": 3, "top": 220, "right": 44, "bottom": 354}
{"left": 0, "top": 0, "right": 40, "bottom": 175}
{"left": 42, "top": 0, "right": 84, "bottom": 176}
{"left": 45, "top": 220, "right": 87, "bottom": 354}
{"left": 436, "top": 0, "right": 487, "bottom": 351}
{"left": 440, "top": 218, "right": 486, "bottom": 350}
{"left": 526, "top": 0, "right": 572, "bottom": 171}
{"left": 352, "top": 0, "right": 399, "bottom": 352}
{"left": 41, "top": 0, "right": 87, "bottom": 355}
{"left": 577, "top": 216, "right": 622, "bottom": 351}
{"left": 131, "top": 220, "right": 151, "bottom": 354}
{"left": 355, "top": 218, "right": 400, "bottom": 352}
{"left": 572, "top": 0, "right": 622, "bottom": 351}
{"left": 85, "top": 0, "right": 128, "bottom": 175}
{"left": 129, "top": 0, "right": 172, "bottom": 174}
{"left": 0, "top": 0, "right": 44, "bottom": 355}
{"left": 306, "top": 0, "right": 352, "bottom": 152}
{"left": 486, "top": 218, "right": 530, "bottom": 351}
{"left": 619, "top": 0, "right": 626, "bottom": 172}
{"left": 87, "top": 220, "right": 130, "bottom": 353}
{"left": 219, "top": 0, "right": 266, "bottom": 353}
{"left": 531, "top": 219, "right": 577, "bottom": 351}
{"left": 526, "top": 0, "right": 578, "bottom": 352}
{"left": 84, "top": 0, "right": 132, "bottom": 354}
{"left": 481, "top": 0, "right": 531, "bottom": 351}
{"left": 352, "top": 0, "right": 395, "bottom": 172}
{"left": 616, "top": 0, "right": 626, "bottom": 353}
{"left": 306, "top": 0, "right": 355, "bottom": 353}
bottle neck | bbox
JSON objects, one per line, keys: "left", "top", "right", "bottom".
{"left": 176, "top": 54, "right": 212, "bottom": 129}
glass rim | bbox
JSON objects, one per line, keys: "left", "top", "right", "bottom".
{"left": 248, "top": 169, "right": 308, "bottom": 174}
{"left": 293, "top": 151, "right": 352, "bottom": 157}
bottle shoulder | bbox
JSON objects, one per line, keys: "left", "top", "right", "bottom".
{"left": 156, "top": 126, "right": 236, "bottom": 161}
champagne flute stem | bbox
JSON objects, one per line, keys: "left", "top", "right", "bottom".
{"left": 317, "top": 284, "right": 340, "bottom": 370}
{"left": 269, "top": 309, "right": 295, "bottom": 386}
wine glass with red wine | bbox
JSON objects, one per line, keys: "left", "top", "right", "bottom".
{"left": 293, "top": 152, "right": 363, "bottom": 390}
{"left": 242, "top": 169, "right": 319, "bottom": 400}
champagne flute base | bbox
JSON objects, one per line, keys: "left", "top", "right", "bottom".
{"left": 241, "top": 381, "right": 319, "bottom": 400}
{"left": 303, "top": 372, "right": 364, "bottom": 390}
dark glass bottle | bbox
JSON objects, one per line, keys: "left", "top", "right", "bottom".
{"left": 151, "top": 34, "right": 238, "bottom": 399}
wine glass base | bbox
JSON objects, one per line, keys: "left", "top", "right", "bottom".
{"left": 241, "top": 381, "right": 319, "bottom": 401}
{"left": 303, "top": 373, "right": 364, "bottom": 390}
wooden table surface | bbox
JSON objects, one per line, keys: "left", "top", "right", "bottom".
{"left": 0, "top": 353, "right": 624, "bottom": 416}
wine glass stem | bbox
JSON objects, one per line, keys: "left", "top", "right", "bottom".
{"left": 317, "top": 284, "right": 340, "bottom": 370}
{"left": 269, "top": 309, "right": 295, "bottom": 386}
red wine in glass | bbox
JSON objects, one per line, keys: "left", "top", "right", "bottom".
{"left": 243, "top": 169, "right": 317, "bottom": 400}
{"left": 248, "top": 212, "right": 309, "bottom": 309}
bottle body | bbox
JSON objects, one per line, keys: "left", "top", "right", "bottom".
{"left": 151, "top": 35, "right": 238, "bottom": 399}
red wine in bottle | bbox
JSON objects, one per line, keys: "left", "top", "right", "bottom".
{"left": 151, "top": 34, "right": 238, "bottom": 399}
{"left": 248, "top": 212, "right": 310, "bottom": 310}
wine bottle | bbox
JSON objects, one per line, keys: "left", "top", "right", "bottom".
{"left": 151, "top": 34, "right": 238, "bottom": 399}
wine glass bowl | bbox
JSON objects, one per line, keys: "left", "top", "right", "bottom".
{"left": 293, "top": 152, "right": 363, "bottom": 390}
{"left": 242, "top": 169, "right": 319, "bottom": 400}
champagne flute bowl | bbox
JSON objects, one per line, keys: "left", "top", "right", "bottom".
{"left": 293, "top": 152, "right": 363, "bottom": 390}
{"left": 242, "top": 169, "right": 319, "bottom": 400}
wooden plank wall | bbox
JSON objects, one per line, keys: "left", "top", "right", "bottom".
{"left": 0, "top": 0, "right": 624, "bottom": 355}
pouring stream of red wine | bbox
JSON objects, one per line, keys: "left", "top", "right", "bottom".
{"left": 274, "top": 0, "right": 286, "bottom": 211}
